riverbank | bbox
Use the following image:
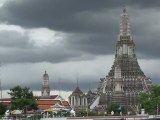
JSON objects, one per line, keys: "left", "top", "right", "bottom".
{"left": 40, "top": 115, "right": 160, "bottom": 120}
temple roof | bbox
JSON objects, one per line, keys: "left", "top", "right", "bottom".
{"left": 87, "top": 90, "right": 93, "bottom": 95}
{"left": 71, "top": 86, "right": 84, "bottom": 96}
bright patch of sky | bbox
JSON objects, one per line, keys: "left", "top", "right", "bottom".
{"left": 0, "top": 23, "right": 66, "bottom": 48}
{"left": 0, "top": 0, "right": 9, "bottom": 7}
{"left": 0, "top": 24, "right": 25, "bottom": 34}
{"left": 28, "top": 28, "right": 65, "bottom": 47}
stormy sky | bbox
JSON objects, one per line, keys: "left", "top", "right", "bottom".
{"left": 0, "top": 0, "right": 160, "bottom": 97}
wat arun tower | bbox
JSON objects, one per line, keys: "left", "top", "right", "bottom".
{"left": 90, "top": 8, "right": 152, "bottom": 111}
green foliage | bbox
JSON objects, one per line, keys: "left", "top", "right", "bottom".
{"left": 0, "top": 103, "right": 7, "bottom": 115}
{"left": 59, "top": 110, "right": 71, "bottom": 117}
{"left": 21, "top": 114, "right": 42, "bottom": 120}
{"left": 88, "top": 111, "right": 98, "bottom": 116}
{"left": 139, "top": 85, "right": 160, "bottom": 114}
{"left": 8, "top": 85, "right": 37, "bottom": 110}
{"left": 108, "top": 103, "right": 119, "bottom": 113}
{"left": 76, "top": 110, "right": 87, "bottom": 117}
{"left": 107, "top": 103, "right": 126, "bottom": 115}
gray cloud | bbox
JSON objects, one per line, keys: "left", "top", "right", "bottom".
{"left": 0, "top": 0, "right": 122, "bottom": 32}
{"left": 0, "top": 0, "right": 159, "bottom": 61}
{"left": 1, "top": 0, "right": 160, "bottom": 32}
{"left": 0, "top": 0, "right": 159, "bottom": 93}
{"left": 0, "top": 31, "right": 30, "bottom": 48}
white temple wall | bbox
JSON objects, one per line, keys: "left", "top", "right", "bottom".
{"left": 128, "top": 46, "right": 133, "bottom": 55}
{"left": 115, "top": 83, "right": 122, "bottom": 91}
{"left": 90, "top": 95, "right": 100, "bottom": 110}
{"left": 123, "top": 44, "right": 128, "bottom": 54}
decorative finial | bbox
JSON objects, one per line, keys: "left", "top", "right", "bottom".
{"left": 123, "top": 7, "right": 126, "bottom": 13}
{"left": 77, "top": 79, "right": 79, "bottom": 87}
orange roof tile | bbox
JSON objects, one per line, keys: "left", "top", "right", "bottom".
{"left": 34, "top": 95, "right": 58, "bottom": 100}
{"left": 62, "top": 101, "right": 71, "bottom": 109}
{"left": 62, "top": 101, "right": 69, "bottom": 106}
{"left": 38, "top": 105, "right": 51, "bottom": 110}
{"left": 50, "top": 95, "right": 58, "bottom": 99}
{"left": 0, "top": 98, "right": 11, "bottom": 101}
{"left": 36, "top": 99, "right": 62, "bottom": 105}
{"left": 2, "top": 102, "right": 11, "bottom": 106}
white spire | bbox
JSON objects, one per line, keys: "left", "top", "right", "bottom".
{"left": 41, "top": 70, "right": 50, "bottom": 97}
{"left": 119, "top": 7, "right": 131, "bottom": 36}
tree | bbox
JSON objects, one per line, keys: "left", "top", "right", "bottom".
{"left": 139, "top": 85, "right": 160, "bottom": 114}
{"left": 8, "top": 86, "right": 37, "bottom": 111}
{"left": 0, "top": 103, "right": 7, "bottom": 115}
{"left": 107, "top": 103, "right": 126, "bottom": 115}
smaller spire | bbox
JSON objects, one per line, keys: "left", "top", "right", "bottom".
{"left": 77, "top": 79, "right": 79, "bottom": 87}
{"left": 119, "top": 6, "right": 131, "bottom": 36}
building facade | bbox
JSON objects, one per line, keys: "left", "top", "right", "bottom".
{"left": 90, "top": 8, "right": 152, "bottom": 112}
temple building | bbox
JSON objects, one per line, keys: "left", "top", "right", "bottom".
{"left": 41, "top": 71, "right": 50, "bottom": 98}
{"left": 90, "top": 8, "right": 152, "bottom": 112}
{"left": 0, "top": 71, "right": 71, "bottom": 112}
{"left": 69, "top": 86, "right": 88, "bottom": 111}
{"left": 34, "top": 71, "right": 71, "bottom": 111}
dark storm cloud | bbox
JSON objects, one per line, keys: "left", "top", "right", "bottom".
{"left": 0, "top": 0, "right": 159, "bottom": 63}
{"left": 65, "top": 33, "right": 116, "bottom": 55}
{"left": 29, "top": 79, "right": 98, "bottom": 92}
{"left": 0, "top": 0, "right": 122, "bottom": 33}
{"left": 126, "top": 0, "right": 160, "bottom": 8}
{"left": 0, "top": 45, "right": 81, "bottom": 63}
{"left": 0, "top": 0, "right": 159, "bottom": 95}
{"left": 1, "top": 0, "right": 160, "bottom": 32}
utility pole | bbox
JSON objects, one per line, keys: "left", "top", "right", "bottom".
{"left": 58, "top": 78, "right": 61, "bottom": 97}
{"left": 0, "top": 63, "right": 2, "bottom": 101}
{"left": 157, "top": 104, "right": 159, "bottom": 115}
{"left": 0, "top": 80, "right": 2, "bottom": 101}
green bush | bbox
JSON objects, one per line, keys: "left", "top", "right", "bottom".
{"left": 88, "top": 111, "right": 98, "bottom": 116}
{"left": 76, "top": 110, "right": 87, "bottom": 117}
{"left": 0, "top": 103, "right": 7, "bottom": 115}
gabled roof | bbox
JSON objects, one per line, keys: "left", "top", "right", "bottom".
{"left": 62, "top": 101, "right": 71, "bottom": 109}
{"left": 0, "top": 98, "right": 11, "bottom": 106}
{"left": 50, "top": 95, "right": 58, "bottom": 99}
{"left": 36, "top": 99, "right": 62, "bottom": 105}
{"left": 36, "top": 99, "right": 63, "bottom": 110}
{"left": 34, "top": 95, "right": 59, "bottom": 100}
{"left": 38, "top": 105, "right": 50, "bottom": 110}
{"left": 71, "top": 86, "right": 84, "bottom": 96}
{"left": 1, "top": 102, "right": 11, "bottom": 106}
{"left": 87, "top": 90, "right": 93, "bottom": 95}
{"left": 0, "top": 98, "right": 12, "bottom": 101}
{"left": 51, "top": 103, "right": 64, "bottom": 108}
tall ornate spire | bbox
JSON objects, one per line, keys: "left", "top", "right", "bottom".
{"left": 41, "top": 70, "right": 50, "bottom": 97}
{"left": 90, "top": 7, "right": 152, "bottom": 111}
{"left": 119, "top": 7, "right": 131, "bottom": 36}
